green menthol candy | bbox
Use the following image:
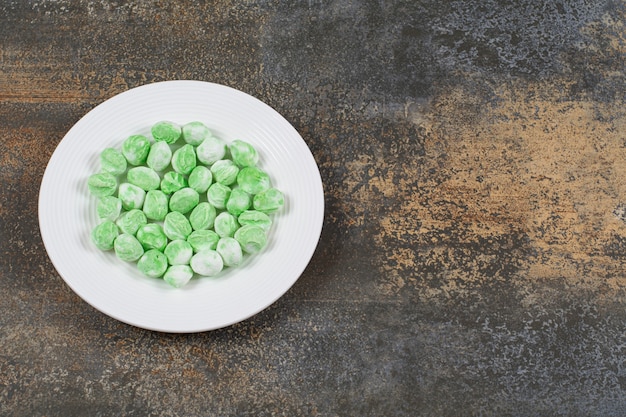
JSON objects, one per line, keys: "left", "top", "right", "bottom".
{"left": 113, "top": 233, "right": 144, "bottom": 262}
{"left": 97, "top": 196, "right": 122, "bottom": 221}
{"left": 116, "top": 209, "right": 147, "bottom": 235}
{"left": 236, "top": 166, "right": 271, "bottom": 195}
{"left": 253, "top": 188, "right": 284, "bottom": 213}
{"left": 210, "top": 159, "right": 239, "bottom": 185}
{"left": 188, "top": 165, "right": 212, "bottom": 193}
{"left": 118, "top": 183, "right": 146, "bottom": 210}
{"left": 234, "top": 224, "right": 267, "bottom": 254}
{"left": 169, "top": 187, "right": 199, "bottom": 214}
{"left": 226, "top": 188, "right": 251, "bottom": 217}
{"left": 91, "top": 220, "right": 119, "bottom": 250}
{"left": 182, "top": 121, "right": 212, "bottom": 146}
{"left": 216, "top": 237, "right": 243, "bottom": 267}
{"left": 163, "top": 211, "right": 192, "bottom": 241}
{"left": 127, "top": 166, "right": 161, "bottom": 191}
{"left": 214, "top": 212, "right": 239, "bottom": 238}
{"left": 100, "top": 148, "right": 127, "bottom": 175}
{"left": 171, "top": 144, "right": 197, "bottom": 175}
{"left": 122, "top": 134, "right": 150, "bottom": 166}
{"left": 164, "top": 240, "right": 193, "bottom": 265}
{"left": 88, "top": 173, "right": 117, "bottom": 197}
{"left": 189, "top": 202, "right": 217, "bottom": 231}
{"left": 136, "top": 223, "right": 168, "bottom": 252}
{"left": 237, "top": 210, "right": 272, "bottom": 232}
{"left": 187, "top": 229, "right": 220, "bottom": 253}
{"left": 206, "top": 183, "right": 231, "bottom": 210}
{"left": 151, "top": 121, "right": 181, "bottom": 144}
{"left": 146, "top": 141, "right": 172, "bottom": 172}
{"left": 137, "top": 249, "right": 168, "bottom": 278}
{"left": 229, "top": 140, "right": 259, "bottom": 168}
{"left": 160, "top": 171, "right": 188, "bottom": 194}
{"left": 143, "top": 190, "right": 169, "bottom": 221}
{"left": 190, "top": 250, "right": 223, "bottom": 276}
{"left": 196, "top": 136, "right": 226, "bottom": 165}
{"left": 164, "top": 265, "right": 194, "bottom": 288}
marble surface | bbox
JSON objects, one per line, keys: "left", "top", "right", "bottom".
{"left": 1, "top": 1, "right": 626, "bottom": 415}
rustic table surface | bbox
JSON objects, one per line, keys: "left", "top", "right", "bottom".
{"left": 2, "top": 1, "right": 626, "bottom": 416}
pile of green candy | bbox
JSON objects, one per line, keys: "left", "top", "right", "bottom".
{"left": 88, "top": 121, "right": 284, "bottom": 288}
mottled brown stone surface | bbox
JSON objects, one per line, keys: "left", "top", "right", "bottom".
{"left": 1, "top": 1, "right": 626, "bottom": 416}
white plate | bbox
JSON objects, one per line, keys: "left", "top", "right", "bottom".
{"left": 39, "top": 80, "right": 324, "bottom": 333}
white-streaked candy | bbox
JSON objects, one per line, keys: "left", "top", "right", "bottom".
{"left": 88, "top": 173, "right": 117, "bottom": 197}
{"left": 214, "top": 212, "right": 239, "bottom": 238}
{"left": 196, "top": 136, "right": 226, "bottom": 165}
{"left": 164, "top": 240, "right": 193, "bottom": 265}
{"left": 122, "top": 134, "right": 150, "bottom": 166}
{"left": 188, "top": 165, "right": 212, "bottom": 193}
{"left": 229, "top": 140, "right": 258, "bottom": 167}
{"left": 151, "top": 121, "right": 181, "bottom": 144}
{"left": 100, "top": 147, "right": 127, "bottom": 175}
{"left": 171, "top": 144, "right": 197, "bottom": 175}
{"left": 118, "top": 183, "right": 146, "bottom": 210}
{"left": 182, "top": 121, "right": 212, "bottom": 146}
{"left": 163, "top": 265, "right": 194, "bottom": 288}
{"left": 97, "top": 196, "right": 122, "bottom": 221}
{"left": 147, "top": 141, "right": 172, "bottom": 172}
{"left": 216, "top": 237, "right": 243, "bottom": 267}
{"left": 190, "top": 250, "right": 223, "bottom": 276}
{"left": 210, "top": 159, "right": 239, "bottom": 185}
{"left": 127, "top": 166, "right": 160, "bottom": 191}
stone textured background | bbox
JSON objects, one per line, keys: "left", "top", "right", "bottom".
{"left": 1, "top": 1, "right": 626, "bottom": 416}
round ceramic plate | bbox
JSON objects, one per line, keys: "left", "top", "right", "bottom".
{"left": 39, "top": 80, "right": 324, "bottom": 333}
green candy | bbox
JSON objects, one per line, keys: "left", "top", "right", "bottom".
{"left": 164, "top": 265, "right": 194, "bottom": 288}
{"left": 90, "top": 123, "right": 284, "bottom": 286}
{"left": 127, "top": 166, "right": 161, "bottom": 191}
{"left": 171, "top": 144, "right": 197, "bottom": 175}
{"left": 210, "top": 159, "right": 239, "bottom": 185}
{"left": 143, "top": 190, "right": 169, "bottom": 221}
{"left": 136, "top": 223, "right": 168, "bottom": 252}
{"left": 190, "top": 250, "right": 223, "bottom": 276}
{"left": 97, "top": 196, "right": 122, "bottom": 221}
{"left": 189, "top": 202, "right": 216, "bottom": 231}
{"left": 151, "top": 121, "right": 181, "bottom": 144}
{"left": 187, "top": 229, "right": 219, "bottom": 253}
{"left": 118, "top": 183, "right": 146, "bottom": 210}
{"left": 206, "top": 183, "right": 231, "bottom": 210}
{"left": 100, "top": 148, "right": 127, "bottom": 175}
{"left": 91, "top": 220, "right": 119, "bottom": 250}
{"left": 214, "top": 212, "right": 239, "bottom": 238}
{"left": 236, "top": 166, "right": 271, "bottom": 195}
{"left": 88, "top": 173, "right": 117, "bottom": 197}
{"left": 253, "top": 188, "right": 285, "bottom": 213}
{"left": 113, "top": 233, "right": 144, "bottom": 262}
{"left": 188, "top": 165, "right": 212, "bottom": 193}
{"left": 116, "top": 209, "right": 147, "bottom": 235}
{"left": 146, "top": 141, "right": 172, "bottom": 172}
{"left": 164, "top": 240, "right": 193, "bottom": 265}
{"left": 234, "top": 225, "right": 267, "bottom": 254}
{"left": 229, "top": 140, "right": 258, "bottom": 168}
{"left": 216, "top": 237, "right": 243, "bottom": 267}
{"left": 163, "top": 211, "right": 192, "bottom": 241}
{"left": 137, "top": 249, "right": 168, "bottom": 278}
{"left": 160, "top": 171, "right": 187, "bottom": 194}
{"left": 226, "top": 188, "right": 251, "bottom": 216}
{"left": 182, "top": 121, "right": 212, "bottom": 146}
{"left": 122, "top": 134, "right": 150, "bottom": 166}
{"left": 196, "top": 136, "right": 226, "bottom": 165}
{"left": 237, "top": 210, "right": 272, "bottom": 232}
{"left": 169, "top": 187, "right": 199, "bottom": 214}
